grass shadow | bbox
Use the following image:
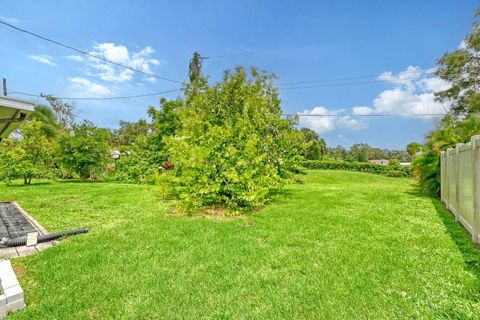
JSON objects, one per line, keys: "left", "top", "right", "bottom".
{"left": 267, "top": 187, "right": 297, "bottom": 206}
{"left": 4, "top": 181, "right": 53, "bottom": 188}
{"left": 58, "top": 179, "right": 110, "bottom": 184}
{"left": 406, "top": 185, "right": 480, "bottom": 283}
{"left": 431, "top": 198, "right": 480, "bottom": 280}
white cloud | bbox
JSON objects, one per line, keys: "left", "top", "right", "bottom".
{"left": 29, "top": 54, "right": 56, "bottom": 66}
{"left": 352, "top": 106, "right": 373, "bottom": 115}
{"left": 301, "top": 65, "right": 450, "bottom": 134}
{"left": 69, "top": 77, "right": 112, "bottom": 96}
{"left": 299, "top": 106, "right": 365, "bottom": 133}
{"left": 0, "top": 16, "right": 21, "bottom": 24}
{"left": 84, "top": 43, "right": 162, "bottom": 83}
{"left": 352, "top": 65, "right": 450, "bottom": 117}
{"left": 65, "top": 55, "right": 84, "bottom": 62}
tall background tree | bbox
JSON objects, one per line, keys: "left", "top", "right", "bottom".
{"left": 414, "top": 7, "right": 480, "bottom": 194}
{"left": 300, "top": 128, "right": 327, "bottom": 160}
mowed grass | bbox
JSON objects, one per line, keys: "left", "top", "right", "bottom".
{"left": 1, "top": 170, "right": 480, "bottom": 319}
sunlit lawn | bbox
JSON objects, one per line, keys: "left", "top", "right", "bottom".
{"left": 1, "top": 170, "right": 480, "bottom": 319}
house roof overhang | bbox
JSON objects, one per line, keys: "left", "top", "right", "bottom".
{"left": 0, "top": 96, "right": 35, "bottom": 139}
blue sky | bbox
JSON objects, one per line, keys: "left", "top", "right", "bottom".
{"left": 0, "top": 0, "right": 478, "bottom": 149}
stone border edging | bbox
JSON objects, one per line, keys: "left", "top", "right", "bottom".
{"left": 0, "top": 260, "right": 25, "bottom": 317}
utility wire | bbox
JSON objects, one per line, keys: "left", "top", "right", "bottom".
{"left": 279, "top": 77, "right": 424, "bottom": 90}
{"left": 9, "top": 89, "right": 181, "bottom": 101}
{"left": 7, "top": 72, "right": 441, "bottom": 100}
{"left": 203, "top": 19, "right": 471, "bottom": 60}
{"left": 0, "top": 20, "right": 183, "bottom": 84}
{"left": 282, "top": 113, "right": 446, "bottom": 117}
{"left": 277, "top": 69, "right": 437, "bottom": 86}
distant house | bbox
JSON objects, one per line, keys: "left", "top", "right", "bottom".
{"left": 399, "top": 162, "right": 411, "bottom": 167}
{"left": 369, "top": 159, "right": 389, "bottom": 166}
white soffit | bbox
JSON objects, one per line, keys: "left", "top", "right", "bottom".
{"left": 0, "top": 96, "right": 35, "bottom": 139}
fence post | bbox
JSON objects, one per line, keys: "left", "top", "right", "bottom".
{"left": 440, "top": 151, "right": 446, "bottom": 203}
{"left": 455, "top": 144, "right": 463, "bottom": 221}
{"left": 446, "top": 147, "right": 454, "bottom": 212}
{"left": 472, "top": 135, "right": 480, "bottom": 243}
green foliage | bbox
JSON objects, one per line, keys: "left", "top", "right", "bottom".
{"left": 329, "top": 145, "right": 348, "bottom": 160}
{"left": 302, "top": 160, "right": 411, "bottom": 178}
{"left": 349, "top": 143, "right": 369, "bottom": 162}
{"left": 166, "top": 67, "right": 302, "bottom": 210}
{"left": 434, "top": 8, "right": 479, "bottom": 116}
{"left": 41, "top": 94, "right": 75, "bottom": 129}
{"left": 413, "top": 151, "right": 441, "bottom": 195}
{"left": 30, "top": 105, "right": 60, "bottom": 138}
{"left": 110, "top": 142, "right": 158, "bottom": 184}
{"left": 0, "top": 120, "right": 54, "bottom": 184}
{"left": 299, "top": 128, "right": 327, "bottom": 160}
{"left": 327, "top": 144, "right": 409, "bottom": 162}
{"left": 57, "top": 121, "right": 110, "bottom": 179}
{"left": 406, "top": 142, "right": 422, "bottom": 158}
{"left": 111, "top": 119, "right": 149, "bottom": 146}
{"left": 147, "top": 98, "right": 182, "bottom": 155}
{"left": 413, "top": 115, "right": 480, "bottom": 194}
{"left": 388, "top": 159, "right": 400, "bottom": 167}
{"left": 414, "top": 8, "right": 480, "bottom": 194}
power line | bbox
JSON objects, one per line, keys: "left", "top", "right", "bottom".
{"left": 7, "top": 75, "right": 424, "bottom": 100}
{"left": 276, "top": 68, "right": 438, "bottom": 86}
{"left": 278, "top": 77, "right": 424, "bottom": 91}
{"left": 203, "top": 19, "right": 471, "bottom": 60}
{"left": 282, "top": 113, "right": 446, "bottom": 117}
{"left": 0, "top": 20, "right": 183, "bottom": 84}
{"left": 9, "top": 88, "right": 181, "bottom": 101}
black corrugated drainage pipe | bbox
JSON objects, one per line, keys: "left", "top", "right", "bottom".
{"left": 0, "top": 228, "right": 89, "bottom": 247}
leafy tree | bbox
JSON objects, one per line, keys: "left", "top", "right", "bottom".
{"left": 406, "top": 142, "right": 422, "bottom": 158}
{"left": 300, "top": 128, "right": 327, "bottom": 160}
{"left": 30, "top": 105, "right": 60, "bottom": 138}
{"left": 58, "top": 121, "right": 110, "bottom": 179}
{"left": 166, "top": 66, "right": 301, "bottom": 210}
{"left": 111, "top": 119, "right": 150, "bottom": 146}
{"left": 435, "top": 8, "right": 480, "bottom": 116}
{"left": 414, "top": 8, "right": 480, "bottom": 194}
{"left": 349, "top": 143, "right": 370, "bottom": 162}
{"left": 367, "top": 147, "right": 384, "bottom": 160}
{"left": 41, "top": 95, "right": 75, "bottom": 129}
{"left": 0, "top": 120, "right": 54, "bottom": 184}
{"left": 148, "top": 98, "right": 182, "bottom": 152}
{"left": 329, "top": 145, "right": 347, "bottom": 160}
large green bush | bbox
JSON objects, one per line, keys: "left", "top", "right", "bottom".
{"left": 302, "top": 160, "right": 412, "bottom": 178}
{"left": 166, "top": 67, "right": 302, "bottom": 210}
{"left": 0, "top": 120, "right": 55, "bottom": 184}
{"left": 57, "top": 121, "right": 111, "bottom": 179}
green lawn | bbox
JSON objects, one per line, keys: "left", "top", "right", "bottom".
{"left": 1, "top": 170, "right": 480, "bottom": 319}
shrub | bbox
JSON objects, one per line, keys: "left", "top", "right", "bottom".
{"left": 57, "top": 121, "right": 110, "bottom": 179}
{"left": 166, "top": 67, "right": 302, "bottom": 211}
{"left": 302, "top": 160, "right": 411, "bottom": 178}
{"left": 0, "top": 120, "right": 55, "bottom": 184}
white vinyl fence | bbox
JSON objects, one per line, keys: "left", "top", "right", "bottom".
{"left": 440, "top": 135, "right": 480, "bottom": 242}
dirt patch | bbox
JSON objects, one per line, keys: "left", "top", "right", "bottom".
{"left": 12, "top": 262, "right": 26, "bottom": 280}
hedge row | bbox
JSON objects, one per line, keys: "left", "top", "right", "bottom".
{"left": 302, "top": 160, "right": 412, "bottom": 178}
